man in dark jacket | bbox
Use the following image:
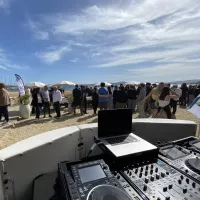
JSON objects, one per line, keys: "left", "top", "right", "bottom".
{"left": 72, "top": 85, "right": 82, "bottom": 115}
{"left": 115, "top": 86, "right": 128, "bottom": 109}
{"left": 127, "top": 85, "right": 137, "bottom": 112}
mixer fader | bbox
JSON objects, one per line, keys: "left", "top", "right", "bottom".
{"left": 121, "top": 159, "right": 200, "bottom": 200}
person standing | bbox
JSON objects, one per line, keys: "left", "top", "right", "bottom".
{"left": 113, "top": 85, "right": 118, "bottom": 109}
{"left": 53, "top": 86, "right": 62, "bottom": 118}
{"left": 0, "top": 83, "right": 10, "bottom": 124}
{"left": 92, "top": 87, "right": 99, "bottom": 115}
{"left": 107, "top": 86, "right": 113, "bottom": 110}
{"left": 137, "top": 83, "right": 147, "bottom": 118}
{"left": 32, "top": 87, "right": 43, "bottom": 120}
{"left": 115, "top": 86, "right": 128, "bottom": 109}
{"left": 98, "top": 82, "right": 108, "bottom": 110}
{"left": 127, "top": 85, "right": 137, "bottom": 112}
{"left": 72, "top": 85, "right": 82, "bottom": 115}
{"left": 170, "top": 85, "right": 182, "bottom": 115}
{"left": 81, "top": 86, "right": 88, "bottom": 114}
{"left": 41, "top": 86, "right": 52, "bottom": 118}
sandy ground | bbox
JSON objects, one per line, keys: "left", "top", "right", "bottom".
{"left": 0, "top": 92, "right": 199, "bottom": 150}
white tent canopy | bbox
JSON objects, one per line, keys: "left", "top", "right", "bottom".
{"left": 126, "top": 81, "right": 140, "bottom": 86}
{"left": 94, "top": 82, "right": 112, "bottom": 87}
{"left": 25, "top": 82, "right": 46, "bottom": 88}
{"left": 54, "top": 81, "right": 75, "bottom": 86}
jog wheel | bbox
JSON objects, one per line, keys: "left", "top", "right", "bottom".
{"left": 185, "top": 158, "right": 200, "bottom": 175}
{"left": 87, "top": 184, "right": 132, "bottom": 200}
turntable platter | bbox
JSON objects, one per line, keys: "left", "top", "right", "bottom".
{"left": 87, "top": 185, "right": 132, "bottom": 200}
{"left": 185, "top": 158, "right": 200, "bottom": 175}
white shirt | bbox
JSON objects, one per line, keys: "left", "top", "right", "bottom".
{"left": 37, "top": 94, "right": 42, "bottom": 104}
{"left": 53, "top": 90, "right": 62, "bottom": 103}
{"left": 173, "top": 88, "right": 182, "bottom": 101}
{"left": 158, "top": 95, "right": 170, "bottom": 108}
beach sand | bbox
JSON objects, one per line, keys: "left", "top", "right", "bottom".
{"left": 0, "top": 92, "right": 199, "bottom": 150}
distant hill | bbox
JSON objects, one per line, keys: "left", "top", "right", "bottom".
{"left": 170, "top": 79, "right": 200, "bottom": 84}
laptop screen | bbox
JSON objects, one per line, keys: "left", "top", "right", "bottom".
{"left": 98, "top": 109, "right": 132, "bottom": 137}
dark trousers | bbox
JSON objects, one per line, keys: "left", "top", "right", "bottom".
{"left": 92, "top": 103, "right": 98, "bottom": 114}
{"left": 43, "top": 102, "right": 51, "bottom": 116}
{"left": 36, "top": 103, "right": 42, "bottom": 119}
{"left": 170, "top": 99, "right": 177, "bottom": 114}
{"left": 158, "top": 105, "right": 171, "bottom": 119}
{"left": 54, "top": 102, "right": 61, "bottom": 117}
{"left": 0, "top": 106, "right": 9, "bottom": 122}
{"left": 82, "top": 99, "right": 87, "bottom": 113}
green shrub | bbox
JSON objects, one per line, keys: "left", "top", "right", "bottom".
{"left": 65, "top": 93, "right": 73, "bottom": 103}
{"left": 19, "top": 94, "right": 30, "bottom": 105}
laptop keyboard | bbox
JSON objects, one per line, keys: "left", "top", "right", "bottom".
{"left": 105, "top": 135, "right": 138, "bottom": 146}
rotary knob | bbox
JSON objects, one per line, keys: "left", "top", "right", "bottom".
{"left": 145, "top": 178, "right": 149, "bottom": 184}
{"left": 143, "top": 184, "right": 147, "bottom": 191}
{"left": 150, "top": 176, "right": 154, "bottom": 182}
{"left": 156, "top": 174, "right": 160, "bottom": 179}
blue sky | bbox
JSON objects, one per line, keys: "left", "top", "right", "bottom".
{"left": 0, "top": 0, "right": 200, "bottom": 85}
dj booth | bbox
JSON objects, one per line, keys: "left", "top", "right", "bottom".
{"left": 0, "top": 109, "right": 199, "bottom": 200}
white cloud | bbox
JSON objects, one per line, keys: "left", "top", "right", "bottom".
{"left": 70, "top": 58, "right": 79, "bottom": 63}
{"left": 36, "top": 45, "right": 71, "bottom": 64}
{"left": 0, "top": 48, "right": 29, "bottom": 70}
{"left": 27, "top": 18, "right": 49, "bottom": 40}
{"left": 128, "top": 63, "right": 200, "bottom": 82}
{"left": 0, "top": 0, "right": 11, "bottom": 9}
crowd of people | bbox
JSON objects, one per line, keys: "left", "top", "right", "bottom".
{"left": 72, "top": 82, "right": 200, "bottom": 119}
{"left": 0, "top": 81, "right": 200, "bottom": 126}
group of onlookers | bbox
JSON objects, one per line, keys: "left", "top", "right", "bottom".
{"left": 72, "top": 82, "right": 200, "bottom": 119}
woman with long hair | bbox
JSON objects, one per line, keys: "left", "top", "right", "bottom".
{"left": 158, "top": 87, "right": 179, "bottom": 119}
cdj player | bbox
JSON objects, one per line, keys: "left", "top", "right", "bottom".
{"left": 58, "top": 159, "right": 143, "bottom": 200}
{"left": 159, "top": 144, "right": 200, "bottom": 183}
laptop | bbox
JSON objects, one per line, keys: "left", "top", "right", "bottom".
{"left": 98, "top": 109, "right": 157, "bottom": 158}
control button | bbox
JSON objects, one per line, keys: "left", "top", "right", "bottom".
{"left": 192, "top": 182, "right": 196, "bottom": 188}
{"left": 157, "top": 198, "right": 161, "bottom": 200}
{"left": 165, "top": 197, "right": 170, "bottom": 200}
{"left": 150, "top": 170, "right": 153, "bottom": 175}
{"left": 186, "top": 178, "right": 189, "bottom": 184}
{"left": 163, "top": 187, "right": 167, "bottom": 192}
{"left": 129, "top": 172, "right": 132, "bottom": 176}
{"left": 185, "top": 169, "right": 188, "bottom": 173}
{"left": 127, "top": 169, "right": 129, "bottom": 173}
{"left": 150, "top": 176, "right": 154, "bottom": 181}
{"left": 145, "top": 171, "right": 148, "bottom": 176}
{"left": 139, "top": 173, "right": 142, "bottom": 178}
{"left": 114, "top": 171, "right": 117, "bottom": 176}
{"left": 135, "top": 169, "right": 138, "bottom": 174}
{"left": 178, "top": 179, "right": 182, "bottom": 184}
{"left": 145, "top": 178, "right": 149, "bottom": 184}
{"left": 156, "top": 174, "right": 160, "bottom": 179}
{"left": 166, "top": 172, "right": 169, "bottom": 175}
{"left": 183, "top": 188, "right": 187, "bottom": 194}
{"left": 155, "top": 168, "right": 158, "bottom": 173}
{"left": 143, "top": 184, "right": 147, "bottom": 191}
{"left": 161, "top": 172, "right": 165, "bottom": 178}
{"left": 146, "top": 166, "right": 148, "bottom": 170}
{"left": 180, "top": 175, "right": 184, "bottom": 180}
{"left": 102, "top": 165, "right": 107, "bottom": 170}
{"left": 117, "top": 175, "right": 120, "bottom": 179}
{"left": 151, "top": 164, "right": 154, "bottom": 169}
{"left": 168, "top": 184, "right": 173, "bottom": 189}
{"left": 140, "top": 167, "right": 143, "bottom": 172}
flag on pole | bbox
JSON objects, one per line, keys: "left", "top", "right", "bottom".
{"left": 187, "top": 95, "right": 200, "bottom": 118}
{"left": 15, "top": 74, "right": 25, "bottom": 96}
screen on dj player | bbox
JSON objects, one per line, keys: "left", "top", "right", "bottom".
{"left": 193, "top": 142, "right": 200, "bottom": 149}
{"left": 163, "top": 147, "right": 186, "bottom": 159}
{"left": 78, "top": 165, "right": 106, "bottom": 183}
